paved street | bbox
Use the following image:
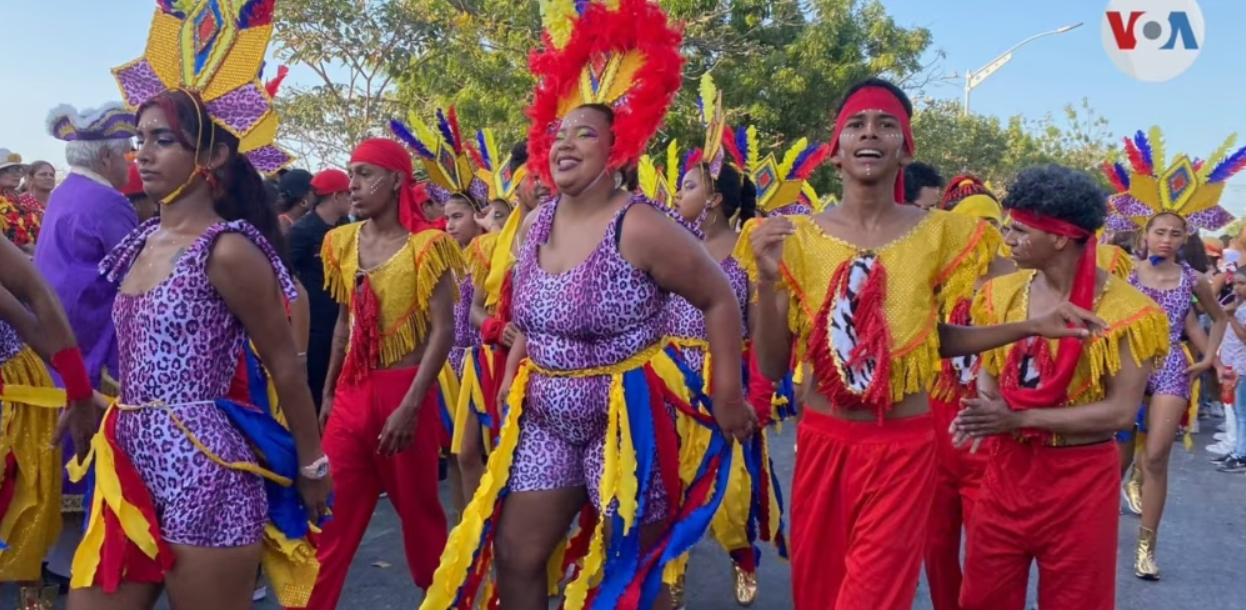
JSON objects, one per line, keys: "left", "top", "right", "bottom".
{"left": 12, "top": 418, "right": 1244, "bottom": 609}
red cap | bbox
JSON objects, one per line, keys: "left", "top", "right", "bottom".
{"left": 120, "top": 164, "right": 144, "bottom": 197}
{"left": 310, "top": 169, "right": 350, "bottom": 196}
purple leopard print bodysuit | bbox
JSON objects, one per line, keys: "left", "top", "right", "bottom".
{"left": 663, "top": 255, "right": 749, "bottom": 375}
{"left": 450, "top": 273, "right": 477, "bottom": 378}
{"left": 0, "top": 320, "right": 23, "bottom": 365}
{"left": 1129, "top": 263, "right": 1197, "bottom": 399}
{"left": 509, "top": 196, "right": 672, "bottom": 521}
{"left": 103, "top": 219, "right": 298, "bottom": 547}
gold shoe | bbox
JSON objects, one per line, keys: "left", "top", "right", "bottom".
{"left": 18, "top": 586, "right": 55, "bottom": 610}
{"left": 733, "top": 563, "right": 758, "bottom": 607}
{"left": 1135, "top": 526, "right": 1160, "bottom": 580}
{"left": 1124, "top": 467, "right": 1143, "bottom": 515}
{"left": 670, "top": 574, "right": 686, "bottom": 610}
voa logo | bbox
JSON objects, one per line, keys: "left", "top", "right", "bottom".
{"left": 1101, "top": 0, "right": 1204, "bottom": 82}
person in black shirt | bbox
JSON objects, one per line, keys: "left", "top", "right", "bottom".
{"left": 903, "top": 161, "right": 944, "bottom": 209}
{"left": 288, "top": 168, "right": 353, "bottom": 409}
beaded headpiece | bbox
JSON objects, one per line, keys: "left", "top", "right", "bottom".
{"left": 527, "top": 0, "right": 684, "bottom": 185}
{"left": 390, "top": 108, "right": 488, "bottom": 206}
{"left": 468, "top": 129, "right": 528, "bottom": 204}
{"left": 112, "top": 0, "right": 293, "bottom": 174}
{"left": 1104, "top": 127, "right": 1245, "bottom": 232}
{"left": 46, "top": 103, "right": 137, "bottom": 142}
{"left": 723, "top": 126, "right": 829, "bottom": 216}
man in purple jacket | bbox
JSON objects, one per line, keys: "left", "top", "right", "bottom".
{"left": 33, "top": 102, "right": 136, "bottom": 582}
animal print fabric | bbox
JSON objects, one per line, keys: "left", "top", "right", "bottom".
{"left": 102, "top": 219, "right": 297, "bottom": 546}
{"left": 662, "top": 255, "right": 749, "bottom": 375}
{"left": 0, "top": 320, "right": 23, "bottom": 363}
{"left": 1129, "top": 263, "right": 1197, "bottom": 399}
{"left": 450, "top": 274, "right": 477, "bottom": 378}
{"left": 509, "top": 196, "right": 672, "bottom": 522}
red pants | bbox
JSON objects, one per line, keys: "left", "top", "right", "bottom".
{"left": 960, "top": 438, "right": 1119, "bottom": 610}
{"left": 790, "top": 410, "right": 936, "bottom": 610}
{"left": 301, "top": 367, "right": 448, "bottom": 610}
{"left": 924, "top": 396, "right": 988, "bottom": 610}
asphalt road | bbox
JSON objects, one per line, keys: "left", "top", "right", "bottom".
{"left": 13, "top": 417, "right": 1244, "bottom": 609}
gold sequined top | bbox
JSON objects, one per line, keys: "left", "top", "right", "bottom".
{"left": 736, "top": 211, "right": 1001, "bottom": 410}
{"left": 468, "top": 232, "right": 499, "bottom": 291}
{"left": 973, "top": 270, "right": 1169, "bottom": 413}
{"left": 1099, "top": 244, "right": 1135, "bottom": 280}
{"left": 322, "top": 222, "right": 465, "bottom": 367}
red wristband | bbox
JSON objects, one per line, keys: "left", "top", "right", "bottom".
{"left": 52, "top": 347, "right": 93, "bottom": 402}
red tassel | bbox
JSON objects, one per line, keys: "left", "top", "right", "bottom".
{"left": 448, "top": 107, "right": 464, "bottom": 153}
{"left": 340, "top": 276, "right": 382, "bottom": 386}
{"left": 806, "top": 257, "right": 894, "bottom": 421}
{"left": 791, "top": 145, "right": 830, "bottom": 181}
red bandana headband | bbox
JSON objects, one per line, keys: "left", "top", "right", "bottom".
{"left": 830, "top": 86, "right": 914, "bottom": 203}
{"left": 350, "top": 138, "right": 441, "bottom": 234}
{"left": 1002, "top": 209, "right": 1098, "bottom": 414}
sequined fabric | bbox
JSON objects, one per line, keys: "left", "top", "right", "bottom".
{"left": 509, "top": 196, "right": 671, "bottom": 520}
{"left": 1128, "top": 264, "right": 1198, "bottom": 399}
{"left": 450, "top": 273, "right": 478, "bottom": 377}
{"left": 663, "top": 255, "right": 749, "bottom": 373}
{"left": 102, "top": 219, "right": 298, "bottom": 546}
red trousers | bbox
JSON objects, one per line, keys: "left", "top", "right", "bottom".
{"left": 960, "top": 438, "right": 1119, "bottom": 610}
{"left": 924, "top": 396, "right": 988, "bottom": 610}
{"left": 790, "top": 410, "right": 936, "bottom": 610}
{"left": 301, "top": 367, "right": 448, "bottom": 610}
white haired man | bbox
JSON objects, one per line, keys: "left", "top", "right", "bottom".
{"left": 32, "top": 102, "right": 137, "bottom": 586}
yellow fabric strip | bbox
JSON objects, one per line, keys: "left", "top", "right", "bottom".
{"left": 0, "top": 385, "right": 65, "bottom": 408}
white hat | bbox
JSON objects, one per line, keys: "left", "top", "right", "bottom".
{"left": 0, "top": 149, "right": 26, "bottom": 171}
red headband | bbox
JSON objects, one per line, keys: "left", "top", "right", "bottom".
{"left": 1002, "top": 209, "right": 1098, "bottom": 419}
{"left": 350, "top": 139, "right": 438, "bottom": 235}
{"left": 830, "top": 86, "right": 914, "bottom": 203}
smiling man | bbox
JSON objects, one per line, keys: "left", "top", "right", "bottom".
{"left": 955, "top": 164, "right": 1168, "bottom": 610}
{"left": 739, "top": 78, "right": 1104, "bottom": 610}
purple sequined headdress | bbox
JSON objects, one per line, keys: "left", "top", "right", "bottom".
{"left": 1103, "top": 127, "right": 1245, "bottom": 233}
{"left": 111, "top": 0, "right": 293, "bottom": 174}
{"left": 46, "top": 103, "right": 137, "bottom": 142}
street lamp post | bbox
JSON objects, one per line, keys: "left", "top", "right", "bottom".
{"left": 963, "top": 22, "right": 1083, "bottom": 116}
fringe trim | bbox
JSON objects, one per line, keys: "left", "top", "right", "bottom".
{"left": 468, "top": 233, "right": 498, "bottom": 290}
{"left": 936, "top": 220, "right": 1001, "bottom": 317}
{"left": 376, "top": 234, "right": 465, "bottom": 368}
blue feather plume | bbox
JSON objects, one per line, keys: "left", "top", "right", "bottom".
{"left": 1113, "top": 162, "right": 1131, "bottom": 190}
{"left": 1134, "top": 130, "right": 1153, "bottom": 170}
{"left": 1208, "top": 146, "right": 1246, "bottom": 184}
{"left": 388, "top": 120, "right": 434, "bottom": 159}
{"left": 436, "top": 109, "right": 457, "bottom": 149}
{"left": 476, "top": 131, "right": 493, "bottom": 170}
{"left": 574, "top": 0, "right": 591, "bottom": 15}
{"left": 681, "top": 149, "right": 698, "bottom": 182}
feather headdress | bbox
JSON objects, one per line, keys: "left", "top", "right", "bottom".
{"left": 390, "top": 108, "right": 487, "bottom": 206}
{"left": 723, "top": 125, "right": 829, "bottom": 216}
{"left": 468, "top": 129, "right": 528, "bottom": 204}
{"left": 527, "top": 0, "right": 684, "bottom": 185}
{"left": 637, "top": 139, "right": 680, "bottom": 209}
{"left": 1106, "top": 127, "right": 1244, "bottom": 232}
{"left": 112, "top": 0, "right": 292, "bottom": 173}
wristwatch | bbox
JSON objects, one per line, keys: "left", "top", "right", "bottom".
{"left": 301, "top": 455, "right": 330, "bottom": 480}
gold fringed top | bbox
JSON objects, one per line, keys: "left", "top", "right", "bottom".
{"left": 973, "top": 270, "right": 1170, "bottom": 411}
{"left": 321, "top": 222, "right": 465, "bottom": 368}
{"left": 1098, "top": 243, "right": 1135, "bottom": 280}
{"left": 734, "top": 212, "right": 1002, "bottom": 408}
{"left": 468, "top": 232, "right": 499, "bottom": 291}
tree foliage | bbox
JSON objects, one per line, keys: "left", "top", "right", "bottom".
{"left": 913, "top": 97, "right": 1117, "bottom": 193}
{"left": 271, "top": 0, "right": 443, "bottom": 166}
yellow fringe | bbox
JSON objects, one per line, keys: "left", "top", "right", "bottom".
{"left": 1099, "top": 244, "right": 1135, "bottom": 280}
{"left": 0, "top": 348, "right": 62, "bottom": 580}
{"left": 323, "top": 225, "right": 466, "bottom": 369}
{"left": 468, "top": 233, "right": 498, "bottom": 291}
{"left": 937, "top": 220, "right": 1002, "bottom": 316}
{"left": 1183, "top": 344, "right": 1199, "bottom": 451}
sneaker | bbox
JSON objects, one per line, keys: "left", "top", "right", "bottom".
{"left": 1218, "top": 423, "right": 1228, "bottom": 433}
{"left": 1216, "top": 457, "right": 1246, "bottom": 473}
{"left": 1210, "top": 452, "right": 1233, "bottom": 463}
{"left": 253, "top": 585, "right": 268, "bottom": 601}
{"left": 1215, "top": 432, "right": 1228, "bottom": 442}
{"left": 1207, "top": 441, "right": 1233, "bottom": 456}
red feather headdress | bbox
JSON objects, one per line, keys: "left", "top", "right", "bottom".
{"left": 526, "top": 0, "right": 684, "bottom": 185}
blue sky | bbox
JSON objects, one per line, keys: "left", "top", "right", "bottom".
{"left": 6, "top": 0, "right": 1244, "bottom": 213}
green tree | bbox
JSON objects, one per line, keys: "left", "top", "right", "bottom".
{"left": 271, "top": 0, "right": 443, "bottom": 167}
{"left": 391, "top": 0, "right": 937, "bottom": 194}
